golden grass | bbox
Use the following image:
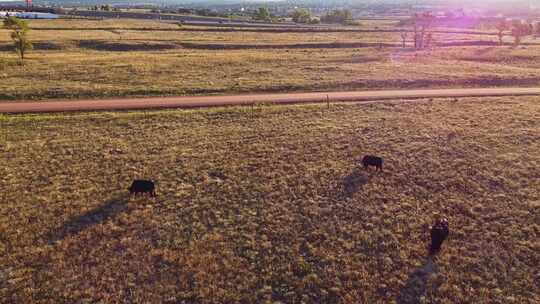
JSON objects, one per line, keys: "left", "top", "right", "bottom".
{"left": 0, "top": 19, "right": 538, "bottom": 101}
{"left": 0, "top": 46, "right": 539, "bottom": 100}
{"left": 1, "top": 97, "right": 539, "bottom": 303}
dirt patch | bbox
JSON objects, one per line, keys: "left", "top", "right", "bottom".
{"left": 330, "top": 56, "right": 385, "bottom": 64}
{"left": 179, "top": 42, "right": 399, "bottom": 50}
{"left": 458, "top": 54, "right": 540, "bottom": 68}
{"left": 0, "top": 42, "right": 64, "bottom": 51}
{"left": 437, "top": 40, "right": 500, "bottom": 47}
{"left": 330, "top": 77, "right": 540, "bottom": 91}
{"left": 438, "top": 40, "right": 540, "bottom": 47}
{"left": 78, "top": 40, "right": 180, "bottom": 52}
{"left": 176, "top": 41, "right": 538, "bottom": 51}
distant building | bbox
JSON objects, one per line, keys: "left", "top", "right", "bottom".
{"left": 0, "top": 11, "right": 59, "bottom": 19}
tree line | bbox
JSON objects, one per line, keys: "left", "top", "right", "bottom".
{"left": 496, "top": 19, "right": 540, "bottom": 46}
{"left": 401, "top": 13, "right": 540, "bottom": 50}
{"left": 253, "top": 7, "right": 355, "bottom": 25}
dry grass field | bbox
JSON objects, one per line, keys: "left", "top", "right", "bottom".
{"left": 1, "top": 97, "right": 539, "bottom": 303}
{"left": 0, "top": 19, "right": 538, "bottom": 100}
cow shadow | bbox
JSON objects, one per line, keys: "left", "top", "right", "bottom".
{"left": 48, "top": 193, "right": 130, "bottom": 244}
{"left": 397, "top": 257, "right": 438, "bottom": 304}
{"left": 342, "top": 169, "right": 371, "bottom": 198}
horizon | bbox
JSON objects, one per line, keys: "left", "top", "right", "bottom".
{"left": 0, "top": 0, "right": 532, "bottom": 4}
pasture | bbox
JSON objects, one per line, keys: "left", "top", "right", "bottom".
{"left": 0, "top": 18, "right": 539, "bottom": 100}
{"left": 1, "top": 97, "right": 539, "bottom": 303}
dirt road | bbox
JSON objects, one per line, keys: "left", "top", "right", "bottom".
{"left": 1, "top": 87, "right": 539, "bottom": 114}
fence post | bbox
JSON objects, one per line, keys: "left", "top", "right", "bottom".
{"left": 327, "top": 95, "right": 330, "bottom": 109}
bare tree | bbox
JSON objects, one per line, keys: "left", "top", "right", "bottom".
{"left": 495, "top": 20, "right": 508, "bottom": 45}
{"left": 413, "top": 19, "right": 419, "bottom": 49}
{"left": 425, "top": 32, "right": 434, "bottom": 49}
{"left": 400, "top": 31, "right": 408, "bottom": 48}
{"left": 412, "top": 12, "right": 435, "bottom": 50}
{"left": 511, "top": 20, "right": 532, "bottom": 47}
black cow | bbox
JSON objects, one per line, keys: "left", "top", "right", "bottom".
{"left": 361, "top": 155, "right": 383, "bottom": 171}
{"left": 128, "top": 180, "right": 156, "bottom": 197}
{"left": 430, "top": 218, "right": 449, "bottom": 255}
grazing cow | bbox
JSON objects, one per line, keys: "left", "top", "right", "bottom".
{"left": 128, "top": 180, "right": 156, "bottom": 197}
{"left": 361, "top": 155, "right": 383, "bottom": 171}
{"left": 430, "top": 218, "right": 449, "bottom": 255}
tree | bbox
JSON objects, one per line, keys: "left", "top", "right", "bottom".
{"left": 291, "top": 9, "right": 311, "bottom": 24}
{"left": 412, "top": 12, "right": 435, "bottom": 49}
{"left": 495, "top": 20, "right": 508, "bottom": 45}
{"left": 321, "top": 9, "right": 353, "bottom": 25}
{"left": 511, "top": 20, "right": 532, "bottom": 46}
{"left": 400, "top": 31, "right": 408, "bottom": 48}
{"left": 425, "top": 32, "right": 434, "bottom": 49}
{"left": 255, "top": 7, "right": 271, "bottom": 22}
{"left": 535, "top": 22, "right": 540, "bottom": 39}
{"left": 3, "top": 17, "right": 33, "bottom": 63}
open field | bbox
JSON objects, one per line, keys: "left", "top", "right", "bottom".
{"left": 1, "top": 97, "right": 539, "bottom": 303}
{"left": 0, "top": 19, "right": 539, "bottom": 101}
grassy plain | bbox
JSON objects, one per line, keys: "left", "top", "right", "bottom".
{"left": 0, "top": 19, "right": 538, "bottom": 100}
{"left": 1, "top": 97, "right": 539, "bottom": 303}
